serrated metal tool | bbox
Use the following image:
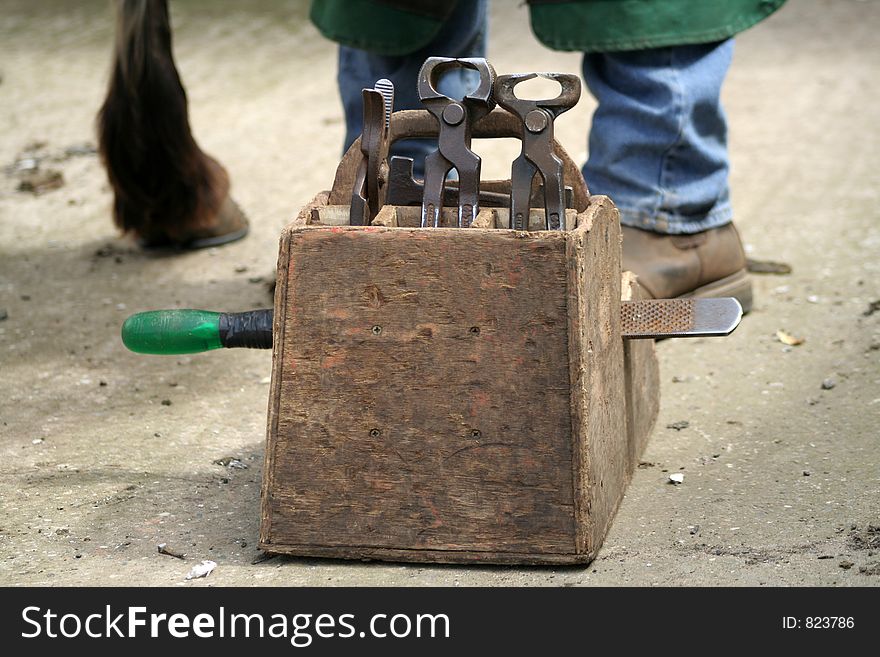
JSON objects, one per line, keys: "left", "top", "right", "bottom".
{"left": 620, "top": 297, "right": 743, "bottom": 339}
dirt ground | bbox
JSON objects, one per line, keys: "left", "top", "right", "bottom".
{"left": 1, "top": 0, "right": 878, "bottom": 587}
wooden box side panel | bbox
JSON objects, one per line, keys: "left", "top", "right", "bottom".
{"left": 260, "top": 192, "right": 329, "bottom": 548}
{"left": 621, "top": 272, "right": 660, "bottom": 471}
{"left": 567, "top": 195, "right": 628, "bottom": 556}
{"left": 263, "top": 226, "right": 578, "bottom": 556}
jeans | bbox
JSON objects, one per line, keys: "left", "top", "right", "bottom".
{"left": 337, "top": 0, "right": 487, "bottom": 169}
{"left": 582, "top": 41, "right": 733, "bottom": 234}
{"left": 336, "top": 0, "right": 732, "bottom": 235}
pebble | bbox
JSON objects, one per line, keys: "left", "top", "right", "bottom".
{"left": 64, "top": 143, "right": 97, "bottom": 157}
{"left": 821, "top": 379, "right": 836, "bottom": 390}
{"left": 17, "top": 169, "right": 64, "bottom": 194}
{"left": 213, "top": 456, "right": 248, "bottom": 469}
{"left": 184, "top": 560, "right": 217, "bottom": 580}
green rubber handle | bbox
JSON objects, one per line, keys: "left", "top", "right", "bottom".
{"left": 122, "top": 309, "right": 223, "bottom": 355}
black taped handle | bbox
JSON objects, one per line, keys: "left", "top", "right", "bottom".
{"left": 218, "top": 309, "right": 273, "bottom": 349}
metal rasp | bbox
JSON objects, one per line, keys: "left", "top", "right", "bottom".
{"left": 121, "top": 298, "right": 741, "bottom": 355}
{"left": 620, "top": 297, "right": 743, "bottom": 339}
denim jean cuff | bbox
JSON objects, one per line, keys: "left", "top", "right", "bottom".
{"left": 616, "top": 202, "right": 733, "bottom": 235}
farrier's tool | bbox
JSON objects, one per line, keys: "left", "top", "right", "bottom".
{"left": 386, "top": 155, "right": 574, "bottom": 211}
{"left": 418, "top": 57, "right": 496, "bottom": 228}
{"left": 350, "top": 79, "right": 394, "bottom": 225}
{"left": 121, "top": 309, "right": 272, "bottom": 355}
{"left": 494, "top": 72, "right": 581, "bottom": 230}
{"left": 387, "top": 156, "right": 510, "bottom": 208}
{"left": 121, "top": 298, "right": 742, "bottom": 355}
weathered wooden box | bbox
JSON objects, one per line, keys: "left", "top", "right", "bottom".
{"left": 259, "top": 191, "right": 659, "bottom": 565}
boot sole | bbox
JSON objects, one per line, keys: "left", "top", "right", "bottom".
{"left": 679, "top": 268, "right": 753, "bottom": 313}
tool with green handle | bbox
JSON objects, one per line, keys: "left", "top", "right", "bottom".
{"left": 121, "top": 309, "right": 273, "bottom": 355}
{"left": 121, "top": 298, "right": 741, "bottom": 355}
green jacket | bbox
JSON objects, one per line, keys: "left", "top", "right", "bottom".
{"left": 310, "top": 0, "right": 786, "bottom": 56}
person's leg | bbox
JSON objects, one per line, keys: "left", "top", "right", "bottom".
{"left": 582, "top": 40, "right": 751, "bottom": 308}
{"left": 583, "top": 40, "right": 733, "bottom": 233}
{"left": 337, "top": 0, "right": 488, "bottom": 174}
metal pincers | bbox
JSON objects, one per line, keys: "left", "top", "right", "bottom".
{"left": 350, "top": 79, "right": 394, "bottom": 225}
{"left": 418, "top": 57, "right": 496, "bottom": 228}
{"left": 494, "top": 73, "right": 581, "bottom": 230}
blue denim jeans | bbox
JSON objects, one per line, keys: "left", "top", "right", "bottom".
{"left": 337, "top": 0, "right": 487, "bottom": 167}
{"left": 336, "top": 1, "right": 733, "bottom": 235}
{"left": 582, "top": 41, "right": 733, "bottom": 234}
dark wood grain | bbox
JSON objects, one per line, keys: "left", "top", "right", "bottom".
{"left": 261, "top": 193, "right": 657, "bottom": 564}
{"left": 265, "top": 224, "right": 576, "bottom": 554}
{"left": 621, "top": 271, "right": 660, "bottom": 473}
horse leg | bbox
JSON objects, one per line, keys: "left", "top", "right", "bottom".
{"left": 97, "top": 0, "right": 247, "bottom": 248}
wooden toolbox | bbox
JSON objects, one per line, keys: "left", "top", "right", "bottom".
{"left": 259, "top": 110, "right": 659, "bottom": 565}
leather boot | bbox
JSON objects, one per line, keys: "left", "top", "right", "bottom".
{"left": 621, "top": 223, "right": 753, "bottom": 312}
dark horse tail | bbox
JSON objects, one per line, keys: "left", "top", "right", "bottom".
{"left": 98, "top": 0, "right": 228, "bottom": 242}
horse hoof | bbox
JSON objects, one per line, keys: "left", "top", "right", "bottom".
{"left": 137, "top": 197, "right": 249, "bottom": 251}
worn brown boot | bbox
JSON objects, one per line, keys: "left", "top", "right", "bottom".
{"left": 621, "top": 223, "right": 753, "bottom": 312}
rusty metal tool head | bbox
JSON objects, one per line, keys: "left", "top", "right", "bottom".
{"left": 388, "top": 155, "right": 514, "bottom": 209}
{"left": 387, "top": 155, "right": 574, "bottom": 218}
{"left": 494, "top": 72, "right": 580, "bottom": 230}
{"left": 350, "top": 79, "right": 394, "bottom": 225}
{"left": 417, "top": 57, "right": 496, "bottom": 228}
